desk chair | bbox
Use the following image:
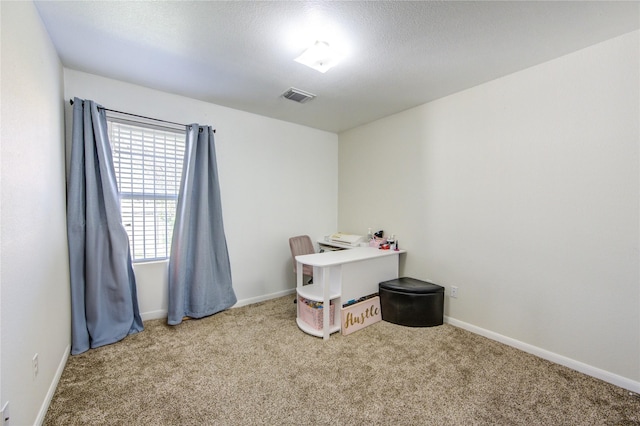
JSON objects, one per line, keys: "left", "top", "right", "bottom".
{"left": 289, "top": 235, "right": 314, "bottom": 286}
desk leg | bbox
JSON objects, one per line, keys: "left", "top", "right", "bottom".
{"left": 317, "top": 266, "right": 330, "bottom": 340}
{"left": 296, "top": 261, "right": 303, "bottom": 290}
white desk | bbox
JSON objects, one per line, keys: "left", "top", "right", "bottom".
{"left": 295, "top": 247, "right": 405, "bottom": 339}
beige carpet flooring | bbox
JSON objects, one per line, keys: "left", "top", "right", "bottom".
{"left": 44, "top": 296, "right": 640, "bottom": 425}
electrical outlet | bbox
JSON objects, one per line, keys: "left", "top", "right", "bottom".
{"left": 451, "top": 286, "right": 458, "bottom": 298}
{"left": 2, "top": 401, "right": 10, "bottom": 426}
{"left": 32, "top": 353, "right": 39, "bottom": 378}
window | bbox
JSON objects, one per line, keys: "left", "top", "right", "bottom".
{"left": 107, "top": 115, "right": 186, "bottom": 262}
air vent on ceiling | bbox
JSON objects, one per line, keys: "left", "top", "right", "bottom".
{"left": 281, "top": 87, "right": 316, "bottom": 104}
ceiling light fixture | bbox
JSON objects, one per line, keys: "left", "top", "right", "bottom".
{"left": 294, "top": 41, "right": 340, "bottom": 73}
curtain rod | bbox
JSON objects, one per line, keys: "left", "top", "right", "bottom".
{"left": 69, "top": 98, "right": 215, "bottom": 133}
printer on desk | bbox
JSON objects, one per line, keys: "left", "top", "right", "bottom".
{"left": 325, "top": 232, "right": 366, "bottom": 248}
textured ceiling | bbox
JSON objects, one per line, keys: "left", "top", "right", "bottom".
{"left": 35, "top": 1, "right": 639, "bottom": 133}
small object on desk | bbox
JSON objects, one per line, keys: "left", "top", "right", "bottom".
{"left": 394, "top": 240, "right": 399, "bottom": 251}
{"left": 369, "top": 237, "right": 384, "bottom": 248}
{"left": 386, "top": 234, "right": 395, "bottom": 249}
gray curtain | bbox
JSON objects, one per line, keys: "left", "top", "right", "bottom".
{"left": 67, "top": 97, "right": 143, "bottom": 355}
{"left": 167, "top": 125, "right": 236, "bottom": 325}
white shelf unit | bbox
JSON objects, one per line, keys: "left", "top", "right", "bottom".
{"left": 296, "top": 280, "right": 341, "bottom": 301}
{"left": 296, "top": 265, "right": 342, "bottom": 338}
{"left": 296, "top": 284, "right": 342, "bottom": 337}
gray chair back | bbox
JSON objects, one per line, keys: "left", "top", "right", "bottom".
{"left": 289, "top": 235, "right": 314, "bottom": 277}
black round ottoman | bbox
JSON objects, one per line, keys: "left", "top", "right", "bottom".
{"left": 379, "top": 277, "right": 444, "bottom": 327}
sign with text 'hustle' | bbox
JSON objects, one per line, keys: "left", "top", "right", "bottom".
{"left": 341, "top": 296, "right": 382, "bottom": 336}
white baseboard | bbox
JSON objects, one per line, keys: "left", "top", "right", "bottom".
{"left": 232, "top": 288, "right": 296, "bottom": 308}
{"left": 139, "top": 289, "right": 297, "bottom": 321}
{"left": 445, "top": 315, "right": 640, "bottom": 394}
{"left": 35, "top": 344, "right": 70, "bottom": 426}
{"left": 140, "top": 309, "right": 168, "bottom": 321}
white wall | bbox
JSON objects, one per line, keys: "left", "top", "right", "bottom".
{"left": 339, "top": 31, "right": 639, "bottom": 389}
{"left": 1, "top": 2, "right": 71, "bottom": 425}
{"left": 64, "top": 69, "right": 339, "bottom": 319}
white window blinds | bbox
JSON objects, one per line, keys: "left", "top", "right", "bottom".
{"left": 107, "top": 116, "right": 186, "bottom": 262}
